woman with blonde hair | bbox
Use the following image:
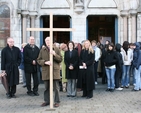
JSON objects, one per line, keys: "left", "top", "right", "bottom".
{"left": 77, "top": 40, "right": 95, "bottom": 99}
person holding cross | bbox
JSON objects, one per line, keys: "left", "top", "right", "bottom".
{"left": 37, "top": 37, "right": 62, "bottom": 107}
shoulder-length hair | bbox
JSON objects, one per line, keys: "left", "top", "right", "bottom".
{"left": 67, "top": 41, "right": 75, "bottom": 50}
{"left": 82, "top": 40, "right": 94, "bottom": 54}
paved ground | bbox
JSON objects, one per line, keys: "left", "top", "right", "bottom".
{"left": 0, "top": 78, "right": 141, "bottom": 113}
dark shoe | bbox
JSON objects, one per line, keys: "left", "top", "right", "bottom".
{"left": 71, "top": 95, "right": 75, "bottom": 97}
{"left": 6, "top": 93, "right": 11, "bottom": 99}
{"left": 41, "top": 102, "right": 49, "bottom": 107}
{"left": 27, "top": 92, "right": 34, "bottom": 96}
{"left": 67, "top": 95, "right": 71, "bottom": 97}
{"left": 11, "top": 94, "right": 16, "bottom": 98}
{"left": 125, "top": 86, "right": 129, "bottom": 88}
{"left": 81, "top": 95, "right": 87, "bottom": 97}
{"left": 33, "top": 92, "right": 39, "bottom": 96}
{"left": 110, "top": 89, "right": 114, "bottom": 92}
{"left": 22, "top": 85, "right": 26, "bottom": 88}
{"left": 106, "top": 89, "right": 110, "bottom": 91}
{"left": 86, "top": 96, "right": 92, "bottom": 99}
{"left": 54, "top": 103, "right": 59, "bottom": 107}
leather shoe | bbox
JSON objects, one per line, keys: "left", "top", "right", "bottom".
{"left": 54, "top": 103, "right": 59, "bottom": 107}
{"left": 86, "top": 96, "right": 92, "bottom": 99}
{"left": 33, "top": 92, "right": 39, "bottom": 96}
{"left": 27, "top": 92, "right": 34, "bottom": 96}
{"left": 6, "top": 93, "right": 11, "bottom": 99}
{"left": 81, "top": 95, "right": 86, "bottom": 97}
{"left": 22, "top": 85, "right": 26, "bottom": 88}
{"left": 11, "top": 94, "right": 16, "bottom": 98}
{"left": 41, "top": 102, "right": 49, "bottom": 107}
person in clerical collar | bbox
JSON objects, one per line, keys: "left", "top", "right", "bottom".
{"left": 1, "top": 37, "right": 21, "bottom": 99}
{"left": 23, "top": 36, "right": 40, "bottom": 96}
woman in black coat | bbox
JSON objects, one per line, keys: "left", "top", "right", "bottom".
{"left": 77, "top": 40, "right": 94, "bottom": 99}
{"left": 103, "top": 43, "right": 118, "bottom": 92}
{"left": 64, "top": 41, "right": 78, "bottom": 97}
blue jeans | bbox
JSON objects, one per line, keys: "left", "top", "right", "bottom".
{"left": 105, "top": 68, "right": 116, "bottom": 89}
{"left": 134, "top": 66, "right": 141, "bottom": 90}
{"left": 121, "top": 65, "right": 130, "bottom": 87}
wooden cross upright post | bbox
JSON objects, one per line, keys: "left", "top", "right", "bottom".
{"left": 27, "top": 13, "right": 75, "bottom": 109}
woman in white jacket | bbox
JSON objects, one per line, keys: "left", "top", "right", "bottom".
{"left": 121, "top": 41, "right": 133, "bottom": 88}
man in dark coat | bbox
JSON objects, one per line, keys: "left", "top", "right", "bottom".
{"left": 1, "top": 37, "right": 21, "bottom": 98}
{"left": 23, "top": 36, "right": 40, "bottom": 96}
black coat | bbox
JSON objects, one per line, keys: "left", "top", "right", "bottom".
{"left": 103, "top": 50, "right": 118, "bottom": 67}
{"left": 64, "top": 49, "right": 78, "bottom": 79}
{"left": 77, "top": 49, "right": 94, "bottom": 91}
{"left": 1, "top": 45, "right": 21, "bottom": 86}
{"left": 23, "top": 44, "right": 40, "bottom": 73}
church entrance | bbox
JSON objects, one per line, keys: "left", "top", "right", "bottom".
{"left": 87, "top": 15, "right": 118, "bottom": 44}
{"left": 40, "top": 15, "right": 71, "bottom": 45}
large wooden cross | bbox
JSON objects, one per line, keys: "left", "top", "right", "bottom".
{"left": 27, "top": 13, "right": 75, "bottom": 109}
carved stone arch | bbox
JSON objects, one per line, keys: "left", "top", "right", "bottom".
{"left": 113, "top": 0, "right": 119, "bottom": 8}
{"left": 19, "top": 0, "right": 29, "bottom": 10}
{"left": 0, "top": 0, "right": 14, "bottom": 17}
{"left": 87, "top": 0, "right": 117, "bottom": 8}
{"left": 37, "top": 0, "right": 44, "bottom": 11}
{"left": 41, "top": 0, "right": 70, "bottom": 9}
{"left": 28, "top": 0, "right": 38, "bottom": 11}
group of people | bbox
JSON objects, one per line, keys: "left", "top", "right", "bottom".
{"left": 1, "top": 36, "right": 141, "bottom": 108}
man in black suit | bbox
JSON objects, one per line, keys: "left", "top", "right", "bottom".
{"left": 23, "top": 36, "right": 40, "bottom": 96}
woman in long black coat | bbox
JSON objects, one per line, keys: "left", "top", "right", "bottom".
{"left": 64, "top": 41, "right": 78, "bottom": 97}
{"left": 77, "top": 40, "right": 95, "bottom": 99}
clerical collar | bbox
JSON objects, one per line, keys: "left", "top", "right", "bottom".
{"left": 30, "top": 44, "right": 35, "bottom": 48}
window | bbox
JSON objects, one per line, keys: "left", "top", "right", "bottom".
{"left": 0, "top": 4, "right": 10, "bottom": 49}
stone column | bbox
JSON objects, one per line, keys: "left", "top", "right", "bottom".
{"left": 121, "top": 11, "right": 128, "bottom": 42}
{"left": 137, "top": 0, "right": 141, "bottom": 41}
{"left": 130, "top": 10, "right": 137, "bottom": 43}
{"left": 137, "top": 13, "right": 141, "bottom": 41}
{"left": 22, "top": 11, "right": 29, "bottom": 43}
{"left": 29, "top": 12, "right": 37, "bottom": 36}
{"left": 30, "top": 15, "right": 35, "bottom": 36}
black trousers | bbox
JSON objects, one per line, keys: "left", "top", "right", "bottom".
{"left": 82, "top": 84, "right": 93, "bottom": 98}
{"left": 102, "top": 66, "right": 107, "bottom": 84}
{"left": 115, "top": 67, "right": 122, "bottom": 88}
{"left": 8, "top": 85, "right": 16, "bottom": 95}
{"left": 94, "top": 61, "right": 98, "bottom": 82}
{"left": 25, "top": 72, "right": 39, "bottom": 93}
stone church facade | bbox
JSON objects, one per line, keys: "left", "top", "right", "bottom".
{"left": 0, "top": 0, "right": 141, "bottom": 49}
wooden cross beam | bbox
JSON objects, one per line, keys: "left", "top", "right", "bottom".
{"left": 27, "top": 13, "right": 75, "bottom": 109}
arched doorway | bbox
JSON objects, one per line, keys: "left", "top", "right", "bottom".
{"left": 87, "top": 15, "right": 117, "bottom": 44}
{"left": 40, "top": 15, "right": 71, "bottom": 45}
{"left": 0, "top": 4, "right": 10, "bottom": 49}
